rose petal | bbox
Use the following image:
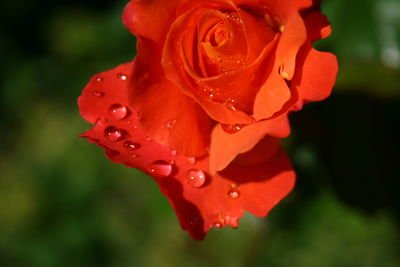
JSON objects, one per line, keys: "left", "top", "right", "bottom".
{"left": 78, "top": 63, "right": 133, "bottom": 124}
{"left": 131, "top": 75, "right": 214, "bottom": 157}
{"left": 123, "top": 0, "right": 183, "bottom": 43}
{"left": 292, "top": 42, "right": 338, "bottom": 102}
{"left": 209, "top": 115, "right": 290, "bottom": 173}
{"left": 78, "top": 64, "right": 295, "bottom": 240}
{"left": 162, "top": 7, "right": 255, "bottom": 124}
{"left": 219, "top": 147, "right": 295, "bottom": 218}
{"left": 253, "top": 62, "right": 292, "bottom": 120}
{"left": 295, "top": 0, "right": 313, "bottom": 9}
{"left": 230, "top": 0, "right": 309, "bottom": 80}
{"left": 275, "top": 7, "right": 307, "bottom": 80}
{"left": 239, "top": 7, "right": 276, "bottom": 62}
{"left": 195, "top": 37, "right": 278, "bottom": 114}
{"left": 304, "top": 11, "right": 332, "bottom": 42}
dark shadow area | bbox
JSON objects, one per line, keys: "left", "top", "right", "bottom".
{"left": 290, "top": 91, "right": 400, "bottom": 219}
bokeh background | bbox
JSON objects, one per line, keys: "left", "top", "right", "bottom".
{"left": 1, "top": 0, "right": 400, "bottom": 266}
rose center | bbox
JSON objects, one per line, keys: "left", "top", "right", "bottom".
{"left": 205, "top": 22, "right": 229, "bottom": 47}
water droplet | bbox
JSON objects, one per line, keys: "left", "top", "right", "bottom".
{"left": 213, "top": 222, "right": 222, "bottom": 228}
{"left": 131, "top": 154, "right": 139, "bottom": 159}
{"left": 221, "top": 124, "right": 244, "bottom": 134}
{"left": 166, "top": 120, "right": 176, "bottom": 129}
{"left": 225, "top": 99, "right": 237, "bottom": 111}
{"left": 226, "top": 103, "right": 236, "bottom": 111}
{"left": 281, "top": 71, "right": 289, "bottom": 79}
{"left": 187, "top": 169, "right": 206, "bottom": 188}
{"left": 95, "top": 77, "right": 103, "bottom": 82}
{"left": 228, "top": 190, "right": 240, "bottom": 199}
{"left": 117, "top": 73, "right": 128, "bottom": 80}
{"left": 171, "top": 150, "right": 178, "bottom": 156}
{"left": 148, "top": 160, "right": 173, "bottom": 178}
{"left": 187, "top": 157, "right": 196, "bottom": 164}
{"left": 108, "top": 104, "right": 129, "bottom": 120}
{"left": 144, "top": 136, "right": 152, "bottom": 141}
{"left": 92, "top": 91, "right": 104, "bottom": 97}
{"left": 123, "top": 140, "right": 140, "bottom": 151}
{"left": 230, "top": 183, "right": 238, "bottom": 189}
{"left": 104, "top": 126, "right": 126, "bottom": 142}
{"left": 279, "top": 24, "right": 285, "bottom": 33}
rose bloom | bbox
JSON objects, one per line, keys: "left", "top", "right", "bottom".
{"left": 78, "top": 0, "right": 337, "bottom": 240}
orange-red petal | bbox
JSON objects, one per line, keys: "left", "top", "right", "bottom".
{"left": 275, "top": 7, "right": 307, "bottom": 80}
{"left": 130, "top": 75, "right": 213, "bottom": 157}
{"left": 162, "top": 7, "right": 255, "bottom": 124}
{"left": 292, "top": 42, "right": 338, "bottom": 102}
{"left": 78, "top": 63, "right": 295, "bottom": 240}
{"left": 253, "top": 60, "right": 292, "bottom": 120}
{"left": 304, "top": 11, "right": 332, "bottom": 42}
{"left": 123, "top": 0, "right": 183, "bottom": 43}
{"left": 209, "top": 115, "right": 290, "bottom": 173}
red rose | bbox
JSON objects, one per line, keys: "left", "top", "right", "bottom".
{"left": 78, "top": 0, "right": 337, "bottom": 240}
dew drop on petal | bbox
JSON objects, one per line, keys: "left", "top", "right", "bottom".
{"left": 95, "top": 77, "right": 103, "bottom": 82}
{"left": 117, "top": 73, "right": 128, "bottom": 80}
{"left": 148, "top": 160, "right": 173, "bottom": 178}
{"left": 221, "top": 124, "right": 244, "bottom": 134}
{"left": 187, "top": 157, "right": 196, "bottom": 164}
{"left": 281, "top": 71, "right": 289, "bottom": 79}
{"left": 170, "top": 150, "right": 178, "bottom": 156}
{"left": 230, "top": 183, "right": 238, "bottom": 189}
{"left": 227, "top": 104, "right": 236, "bottom": 111}
{"left": 165, "top": 120, "right": 177, "bottom": 129}
{"left": 225, "top": 98, "right": 237, "bottom": 111}
{"left": 187, "top": 169, "right": 206, "bottom": 188}
{"left": 92, "top": 91, "right": 104, "bottom": 97}
{"left": 108, "top": 104, "right": 129, "bottom": 120}
{"left": 228, "top": 190, "right": 240, "bottom": 199}
{"left": 144, "top": 136, "right": 152, "bottom": 141}
{"left": 213, "top": 222, "right": 222, "bottom": 228}
{"left": 123, "top": 140, "right": 141, "bottom": 151}
{"left": 131, "top": 154, "right": 139, "bottom": 159}
{"left": 104, "top": 126, "right": 126, "bottom": 142}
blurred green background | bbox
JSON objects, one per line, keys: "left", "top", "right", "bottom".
{"left": 1, "top": 0, "right": 399, "bottom": 266}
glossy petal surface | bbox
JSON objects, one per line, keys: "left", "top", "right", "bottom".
{"left": 79, "top": 0, "right": 337, "bottom": 240}
{"left": 78, "top": 64, "right": 295, "bottom": 240}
